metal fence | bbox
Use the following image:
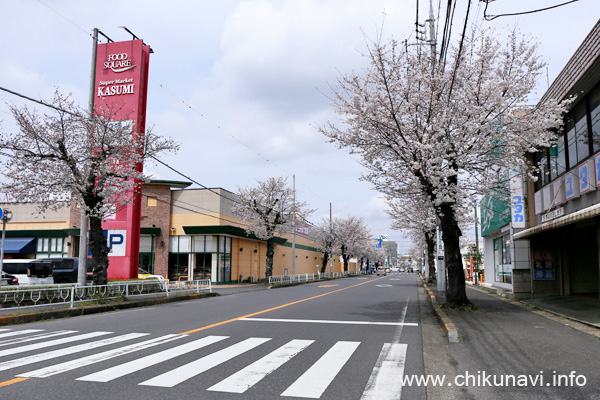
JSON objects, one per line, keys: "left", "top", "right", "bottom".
{"left": 268, "top": 273, "right": 317, "bottom": 286}
{"left": 268, "top": 270, "right": 365, "bottom": 285}
{"left": 0, "top": 279, "right": 211, "bottom": 310}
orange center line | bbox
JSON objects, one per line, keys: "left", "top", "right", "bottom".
{"left": 0, "top": 377, "right": 30, "bottom": 388}
{"left": 178, "top": 276, "right": 386, "bottom": 335}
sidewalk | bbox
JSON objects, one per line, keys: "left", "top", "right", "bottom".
{"left": 423, "top": 279, "right": 600, "bottom": 341}
{"left": 436, "top": 287, "right": 600, "bottom": 399}
{"left": 471, "top": 284, "right": 600, "bottom": 331}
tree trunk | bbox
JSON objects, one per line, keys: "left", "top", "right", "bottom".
{"left": 321, "top": 252, "right": 329, "bottom": 273}
{"left": 439, "top": 203, "right": 471, "bottom": 308}
{"left": 425, "top": 230, "right": 436, "bottom": 284}
{"left": 88, "top": 215, "right": 109, "bottom": 286}
{"left": 341, "top": 245, "right": 348, "bottom": 272}
{"left": 265, "top": 238, "right": 275, "bottom": 280}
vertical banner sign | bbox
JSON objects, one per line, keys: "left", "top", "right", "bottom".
{"left": 94, "top": 40, "right": 151, "bottom": 279}
{"left": 510, "top": 176, "right": 525, "bottom": 228}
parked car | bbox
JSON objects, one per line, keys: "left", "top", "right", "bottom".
{"left": 138, "top": 268, "right": 166, "bottom": 282}
{"left": 0, "top": 272, "right": 18, "bottom": 286}
{"left": 46, "top": 257, "right": 93, "bottom": 284}
{"left": 2, "top": 259, "right": 54, "bottom": 285}
{"left": 376, "top": 267, "right": 387, "bottom": 276}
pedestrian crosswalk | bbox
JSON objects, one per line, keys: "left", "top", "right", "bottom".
{"left": 0, "top": 328, "right": 410, "bottom": 399}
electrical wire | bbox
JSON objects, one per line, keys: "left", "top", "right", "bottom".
{"left": 482, "top": 0, "right": 580, "bottom": 21}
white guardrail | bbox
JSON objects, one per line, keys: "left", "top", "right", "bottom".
{"left": 0, "top": 279, "right": 211, "bottom": 310}
{"left": 268, "top": 270, "right": 364, "bottom": 285}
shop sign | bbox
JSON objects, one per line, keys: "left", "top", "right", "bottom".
{"left": 510, "top": 176, "right": 525, "bottom": 228}
{"left": 541, "top": 207, "right": 564, "bottom": 223}
{"left": 533, "top": 250, "right": 555, "bottom": 280}
{"left": 93, "top": 39, "right": 151, "bottom": 280}
{"left": 565, "top": 171, "right": 580, "bottom": 201}
{"left": 579, "top": 159, "right": 596, "bottom": 194}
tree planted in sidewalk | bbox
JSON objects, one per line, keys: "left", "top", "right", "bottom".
{"left": 320, "top": 28, "right": 568, "bottom": 307}
{"left": 0, "top": 91, "right": 178, "bottom": 285}
{"left": 333, "top": 215, "right": 371, "bottom": 272}
{"left": 312, "top": 217, "right": 335, "bottom": 274}
{"left": 233, "top": 176, "right": 313, "bottom": 280}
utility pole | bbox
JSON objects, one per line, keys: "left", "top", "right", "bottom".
{"left": 78, "top": 27, "right": 98, "bottom": 286}
{"left": 0, "top": 209, "right": 13, "bottom": 279}
{"left": 427, "top": 0, "right": 437, "bottom": 66}
{"left": 329, "top": 203, "right": 333, "bottom": 275}
{"left": 292, "top": 174, "right": 296, "bottom": 277}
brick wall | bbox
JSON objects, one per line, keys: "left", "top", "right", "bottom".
{"left": 140, "top": 184, "right": 172, "bottom": 276}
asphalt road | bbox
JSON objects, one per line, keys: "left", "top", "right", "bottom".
{"left": 0, "top": 273, "right": 425, "bottom": 400}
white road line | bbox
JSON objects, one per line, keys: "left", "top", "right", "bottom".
{"left": 18, "top": 334, "right": 182, "bottom": 378}
{"left": 0, "top": 333, "right": 148, "bottom": 372}
{"left": 360, "top": 343, "right": 407, "bottom": 400}
{"left": 281, "top": 341, "right": 360, "bottom": 398}
{"left": 240, "top": 318, "right": 418, "bottom": 327}
{"left": 0, "top": 329, "right": 44, "bottom": 339}
{"left": 0, "top": 330, "right": 77, "bottom": 347}
{"left": 139, "top": 337, "right": 271, "bottom": 388}
{"left": 77, "top": 335, "right": 229, "bottom": 383}
{"left": 208, "top": 339, "right": 314, "bottom": 393}
{"left": 0, "top": 331, "right": 111, "bottom": 358}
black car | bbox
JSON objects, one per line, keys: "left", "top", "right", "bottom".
{"left": 1, "top": 272, "right": 19, "bottom": 286}
{"left": 407, "top": 266, "right": 414, "bottom": 273}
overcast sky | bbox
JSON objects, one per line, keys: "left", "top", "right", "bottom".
{"left": 1, "top": 0, "right": 598, "bottom": 254}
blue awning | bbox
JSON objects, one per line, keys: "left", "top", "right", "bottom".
{"left": 1, "top": 238, "right": 36, "bottom": 254}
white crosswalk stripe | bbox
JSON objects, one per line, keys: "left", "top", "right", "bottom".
{"left": 18, "top": 334, "right": 182, "bottom": 378}
{"left": 361, "top": 343, "right": 407, "bottom": 400}
{"left": 0, "top": 329, "right": 411, "bottom": 399}
{"left": 77, "top": 335, "right": 229, "bottom": 383}
{"left": 0, "top": 330, "right": 78, "bottom": 347}
{"left": 207, "top": 339, "right": 314, "bottom": 394}
{"left": 0, "top": 333, "right": 149, "bottom": 372}
{"left": 0, "top": 331, "right": 112, "bottom": 357}
{"left": 0, "top": 329, "right": 44, "bottom": 339}
{"left": 281, "top": 341, "right": 361, "bottom": 398}
{"left": 139, "top": 337, "right": 271, "bottom": 388}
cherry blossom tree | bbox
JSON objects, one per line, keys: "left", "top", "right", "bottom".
{"left": 0, "top": 91, "right": 178, "bottom": 284}
{"left": 386, "top": 195, "right": 437, "bottom": 283}
{"left": 321, "top": 28, "right": 569, "bottom": 307}
{"left": 232, "top": 176, "right": 313, "bottom": 280}
{"left": 333, "top": 215, "right": 371, "bottom": 272}
{"left": 311, "top": 217, "right": 335, "bottom": 274}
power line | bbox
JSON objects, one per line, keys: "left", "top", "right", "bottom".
{"left": 482, "top": 0, "right": 580, "bottom": 21}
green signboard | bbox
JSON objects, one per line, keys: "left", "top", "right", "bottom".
{"left": 480, "top": 194, "right": 511, "bottom": 236}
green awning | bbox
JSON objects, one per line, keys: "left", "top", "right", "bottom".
{"left": 5, "top": 229, "right": 69, "bottom": 238}
{"left": 182, "top": 225, "right": 287, "bottom": 245}
{"left": 141, "top": 227, "right": 161, "bottom": 235}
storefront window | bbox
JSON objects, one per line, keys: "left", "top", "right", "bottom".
{"left": 574, "top": 103, "right": 589, "bottom": 163}
{"left": 139, "top": 236, "right": 154, "bottom": 274}
{"left": 494, "top": 235, "right": 512, "bottom": 284}
{"left": 170, "top": 235, "right": 232, "bottom": 283}
{"left": 36, "top": 237, "right": 66, "bottom": 258}
{"left": 591, "top": 86, "right": 600, "bottom": 154}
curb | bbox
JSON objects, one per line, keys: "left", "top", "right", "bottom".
{"left": 0, "top": 291, "right": 218, "bottom": 326}
{"left": 420, "top": 276, "right": 459, "bottom": 343}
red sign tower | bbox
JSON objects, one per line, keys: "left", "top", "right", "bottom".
{"left": 93, "top": 39, "right": 151, "bottom": 279}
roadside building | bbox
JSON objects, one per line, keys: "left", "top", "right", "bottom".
{"left": 481, "top": 19, "right": 600, "bottom": 299}
{"left": 0, "top": 181, "right": 343, "bottom": 283}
